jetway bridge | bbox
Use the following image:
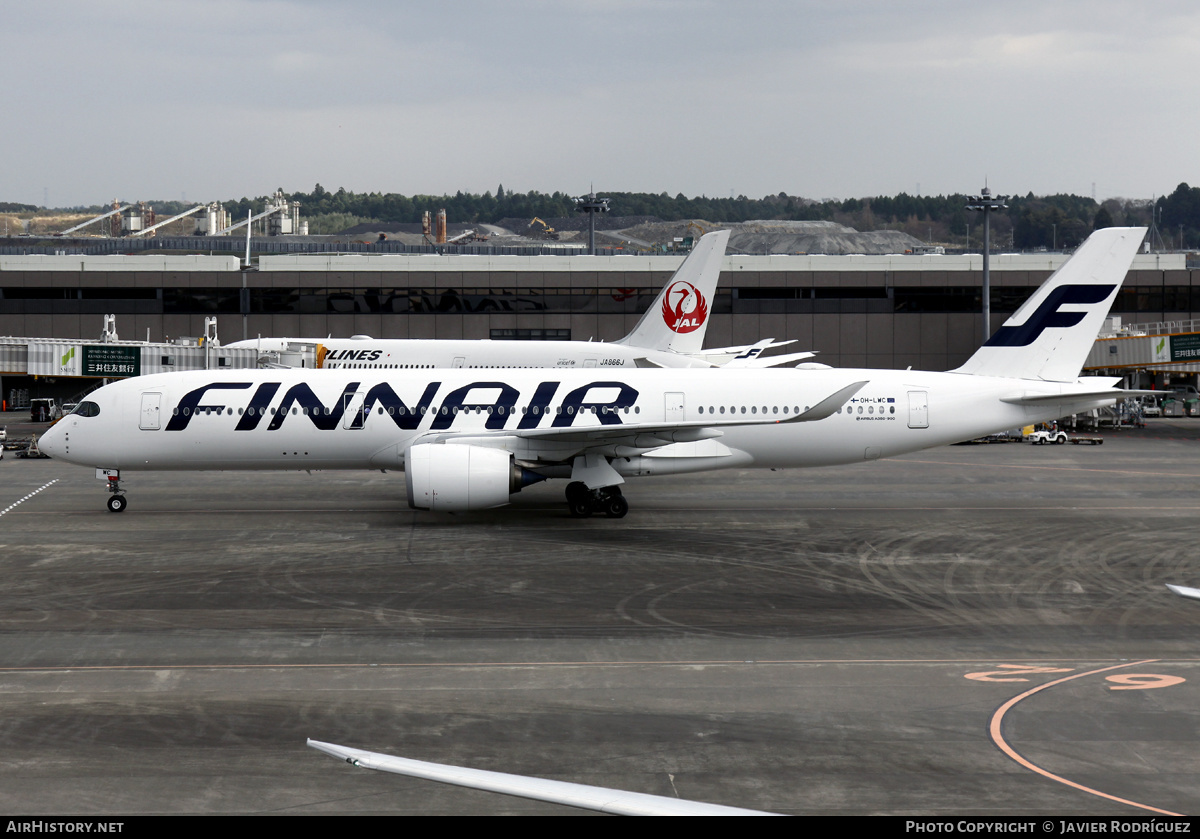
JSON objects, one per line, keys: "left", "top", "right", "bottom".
{"left": 1087, "top": 317, "right": 1200, "bottom": 390}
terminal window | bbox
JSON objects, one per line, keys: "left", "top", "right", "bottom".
{"left": 490, "top": 329, "right": 571, "bottom": 341}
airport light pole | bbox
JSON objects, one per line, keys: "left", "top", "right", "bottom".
{"left": 965, "top": 187, "right": 1008, "bottom": 341}
{"left": 574, "top": 191, "right": 610, "bottom": 255}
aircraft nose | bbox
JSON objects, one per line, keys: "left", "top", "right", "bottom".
{"left": 38, "top": 420, "right": 66, "bottom": 458}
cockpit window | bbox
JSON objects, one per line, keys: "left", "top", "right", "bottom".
{"left": 73, "top": 401, "right": 101, "bottom": 418}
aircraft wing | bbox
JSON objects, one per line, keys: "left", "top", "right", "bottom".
{"left": 307, "top": 739, "right": 775, "bottom": 816}
{"left": 1167, "top": 584, "right": 1200, "bottom": 601}
{"left": 417, "top": 381, "right": 868, "bottom": 448}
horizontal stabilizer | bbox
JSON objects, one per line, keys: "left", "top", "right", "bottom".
{"left": 699, "top": 338, "right": 797, "bottom": 355}
{"left": 724, "top": 351, "right": 817, "bottom": 369}
{"left": 1000, "top": 389, "right": 1136, "bottom": 405}
{"left": 633, "top": 357, "right": 667, "bottom": 369}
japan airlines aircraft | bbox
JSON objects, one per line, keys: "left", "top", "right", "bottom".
{"left": 226, "top": 229, "right": 812, "bottom": 370}
{"left": 40, "top": 227, "right": 1146, "bottom": 519}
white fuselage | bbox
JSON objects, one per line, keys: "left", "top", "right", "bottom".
{"left": 227, "top": 337, "right": 715, "bottom": 370}
{"left": 42, "top": 367, "right": 1102, "bottom": 478}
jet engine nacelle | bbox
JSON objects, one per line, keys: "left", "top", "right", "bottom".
{"left": 404, "top": 443, "right": 543, "bottom": 512}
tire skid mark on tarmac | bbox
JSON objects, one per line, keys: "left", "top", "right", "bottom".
{"left": 513, "top": 514, "right": 1200, "bottom": 639}
{"left": 990, "top": 660, "right": 1185, "bottom": 817}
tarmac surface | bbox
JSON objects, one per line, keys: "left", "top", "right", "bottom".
{"left": 1, "top": 415, "right": 1199, "bottom": 815}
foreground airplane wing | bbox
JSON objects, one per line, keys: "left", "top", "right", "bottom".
{"left": 306, "top": 739, "right": 775, "bottom": 816}
{"left": 1167, "top": 584, "right": 1200, "bottom": 601}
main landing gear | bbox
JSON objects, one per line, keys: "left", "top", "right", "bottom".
{"left": 105, "top": 472, "right": 127, "bottom": 513}
{"left": 565, "top": 481, "right": 628, "bottom": 519}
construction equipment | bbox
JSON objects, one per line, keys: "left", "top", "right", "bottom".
{"left": 528, "top": 217, "right": 559, "bottom": 240}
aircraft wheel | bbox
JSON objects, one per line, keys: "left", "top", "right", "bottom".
{"left": 565, "top": 481, "right": 588, "bottom": 503}
{"left": 604, "top": 495, "right": 629, "bottom": 519}
{"left": 569, "top": 498, "right": 593, "bottom": 518}
{"left": 106, "top": 495, "right": 127, "bottom": 513}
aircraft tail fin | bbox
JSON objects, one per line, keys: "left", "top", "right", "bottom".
{"left": 616, "top": 229, "right": 730, "bottom": 354}
{"left": 953, "top": 227, "right": 1146, "bottom": 382}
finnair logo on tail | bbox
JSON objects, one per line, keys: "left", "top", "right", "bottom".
{"left": 984, "top": 284, "right": 1117, "bottom": 348}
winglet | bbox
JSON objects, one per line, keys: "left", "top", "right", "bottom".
{"left": 781, "top": 380, "right": 868, "bottom": 423}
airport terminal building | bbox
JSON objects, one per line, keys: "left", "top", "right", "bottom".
{"left": 2, "top": 249, "right": 1197, "bottom": 402}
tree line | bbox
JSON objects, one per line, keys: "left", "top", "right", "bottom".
{"left": 52, "top": 183, "right": 1200, "bottom": 249}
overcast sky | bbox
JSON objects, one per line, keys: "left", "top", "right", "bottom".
{"left": 4, "top": 0, "right": 1197, "bottom": 208}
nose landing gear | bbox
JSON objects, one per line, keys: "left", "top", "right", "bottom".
{"left": 104, "top": 472, "right": 127, "bottom": 513}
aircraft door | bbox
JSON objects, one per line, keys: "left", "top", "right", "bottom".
{"left": 342, "top": 391, "right": 367, "bottom": 429}
{"left": 452, "top": 357, "right": 466, "bottom": 368}
{"left": 583, "top": 358, "right": 598, "bottom": 368}
{"left": 908, "top": 391, "right": 929, "bottom": 428}
{"left": 139, "top": 392, "right": 161, "bottom": 430}
{"left": 665, "top": 391, "right": 685, "bottom": 422}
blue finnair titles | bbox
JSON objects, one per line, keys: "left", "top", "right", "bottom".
{"left": 162, "top": 379, "right": 640, "bottom": 434}
{"left": 40, "top": 227, "right": 1147, "bottom": 518}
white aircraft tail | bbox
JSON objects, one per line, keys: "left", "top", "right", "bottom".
{"left": 954, "top": 227, "right": 1146, "bottom": 382}
{"left": 616, "top": 229, "right": 730, "bottom": 354}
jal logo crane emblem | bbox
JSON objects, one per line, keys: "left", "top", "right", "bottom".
{"left": 661, "top": 281, "right": 708, "bottom": 334}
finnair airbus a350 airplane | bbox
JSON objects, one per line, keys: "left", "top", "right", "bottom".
{"left": 227, "top": 229, "right": 811, "bottom": 371}
{"left": 40, "top": 227, "right": 1146, "bottom": 519}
